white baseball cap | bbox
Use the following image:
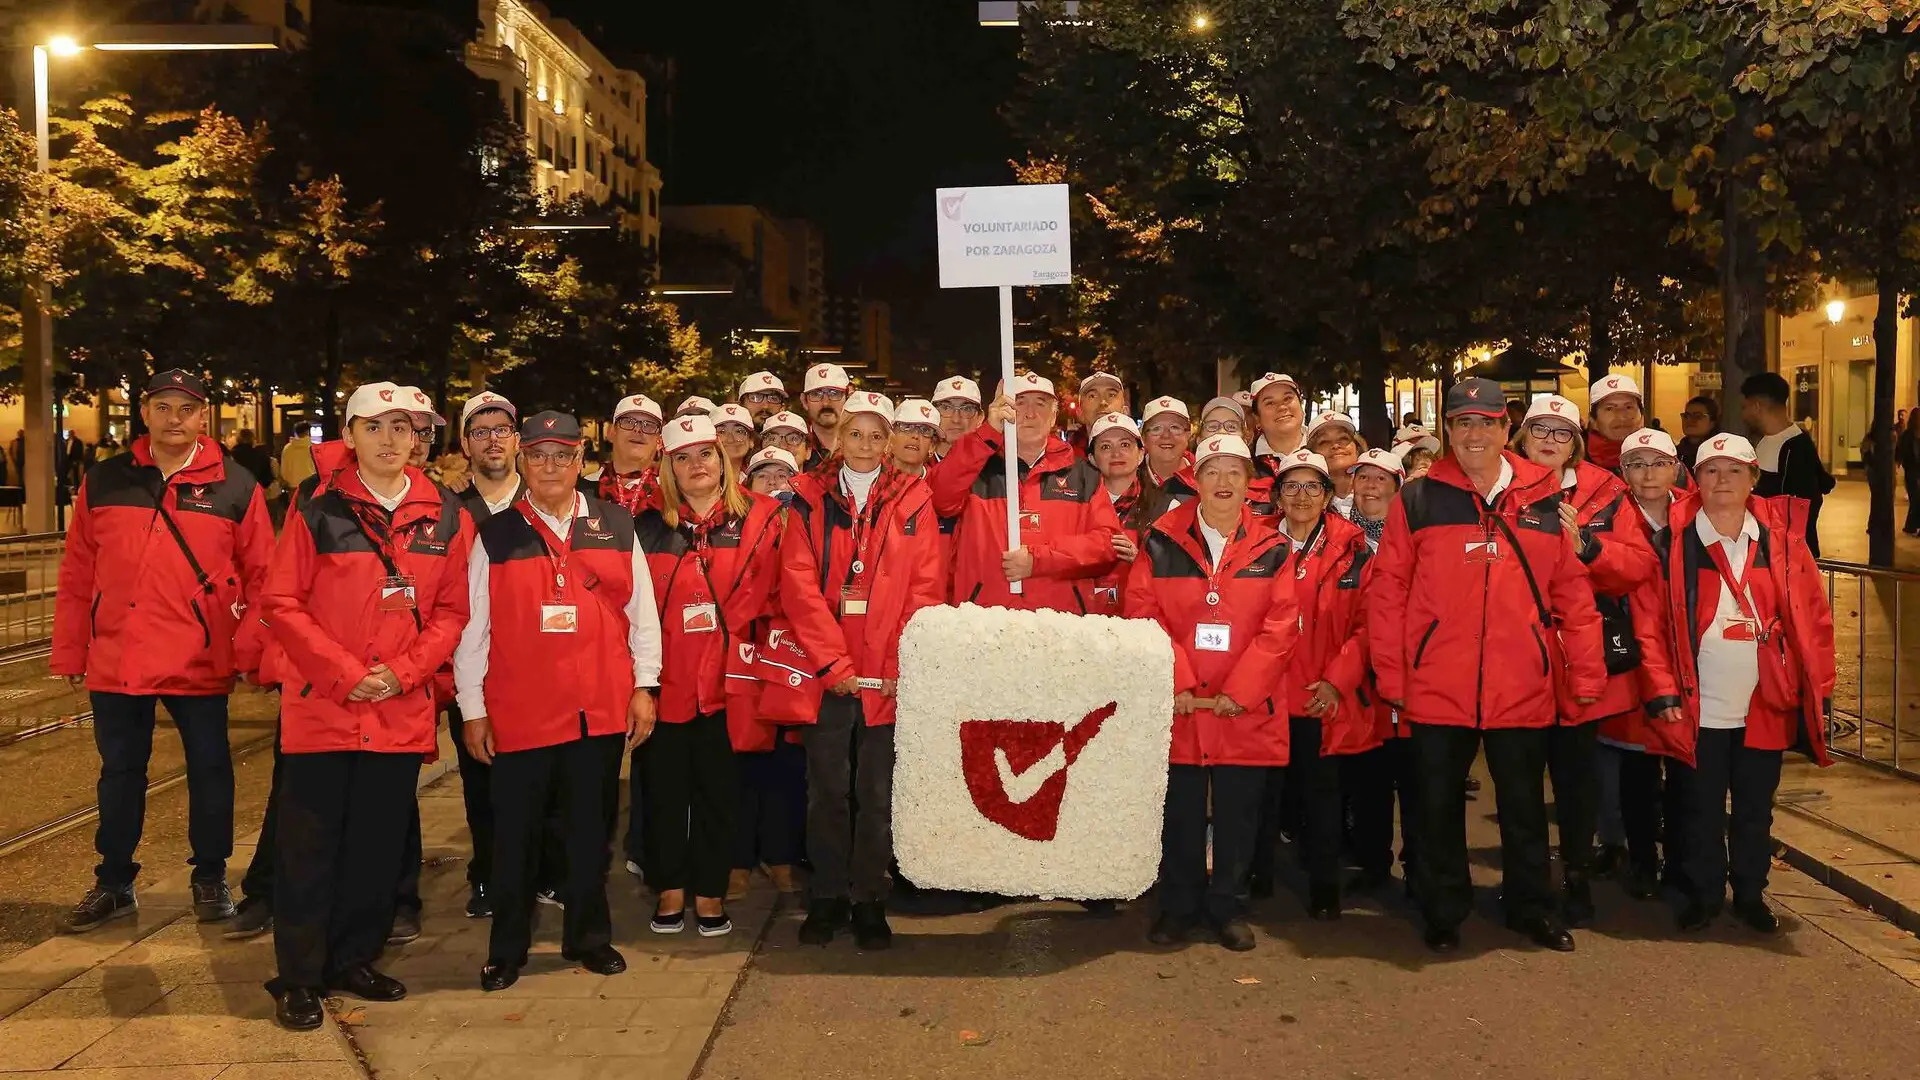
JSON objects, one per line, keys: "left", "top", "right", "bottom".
{"left": 1694, "top": 432, "right": 1758, "bottom": 468}
{"left": 932, "top": 376, "right": 981, "bottom": 406}
{"left": 1141, "top": 396, "right": 1190, "bottom": 424}
{"left": 1306, "top": 412, "right": 1358, "bottom": 442}
{"left": 711, "top": 403, "right": 756, "bottom": 431}
{"left": 1087, "top": 413, "right": 1141, "bottom": 445}
{"left": 1522, "top": 394, "right": 1582, "bottom": 431}
{"left": 661, "top": 414, "right": 719, "bottom": 454}
{"left": 803, "top": 363, "right": 851, "bottom": 393}
{"left": 346, "top": 382, "right": 438, "bottom": 425}
{"left": 1590, "top": 373, "right": 1643, "bottom": 406}
{"left": 761, "top": 410, "right": 807, "bottom": 436}
{"left": 1620, "top": 427, "right": 1679, "bottom": 461}
{"left": 1349, "top": 447, "right": 1406, "bottom": 482}
{"left": 613, "top": 394, "right": 663, "bottom": 424}
{"left": 893, "top": 398, "right": 940, "bottom": 429}
{"left": 1234, "top": 390, "right": 1254, "bottom": 409}
{"left": 1249, "top": 373, "right": 1302, "bottom": 404}
{"left": 844, "top": 391, "right": 894, "bottom": 421}
{"left": 1392, "top": 424, "right": 1441, "bottom": 458}
{"left": 1201, "top": 395, "right": 1247, "bottom": 420}
{"left": 675, "top": 395, "right": 717, "bottom": 417}
{"left": 1078, "top": 371, "right": 1124, "bottom": 394}
{"left": 460, "top": 391, "right": 517, "bottom": 431}
{"left": 400, "top": 386, "right": 444, "bottom": 426}
{"left": 1192, "top": 433, "right": 1254, "bottom": 470}
{"left": 739, "top": 371, "right": 785, "bottom": 398}
{"left": 1007, "top": 372, "right": 1056, "bottom": 399}
{"left": 747, "top": 446, "right": 799, "bottom": 476}
{"left": 1275, "top": 448, "right": 1332, "bottom": 483}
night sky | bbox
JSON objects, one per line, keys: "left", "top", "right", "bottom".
{"left": 549, "top": 0, "right": 1025, "bottom": 376}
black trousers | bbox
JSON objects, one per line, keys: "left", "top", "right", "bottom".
{"left": 1160, "top": 763, "right": 1264, "bottom": 924}
{"left": 239, "top": 733, "right": 283, "bottom": 910}
{"left": 1410, "top": 723, "right": 1553, "bottom": 928}
{"left": 1618, "top": 748, "right": 1691, "bottom": 883}
{"left": 1546, "top": 721, "right": 1600, "bottom": 875}
{"left": 622, "top": 747, "right": 647, "bottom": 873}
{"left": 642, "top": 712, "right": 740, "bottom": 899}
{"left": 1285, "top": 716, "right": 1344, "bottom": 891}
{"left": 734, "top": 737, "right": 807, "bottom": 870}
{"left": 450, "top": 704, "right": 494, "bottom": 886}
{"left": 1676, "top": 727, "right": 1783, "bottom": 910}
{"left": 91, "top": 691, "right": 232, "bottom": 891}
{"left": 1249, "top": 766, "right": 1285, "bottom": 881}
{"left": 489, "top": 734, "right": 623, "bottom": 964}
{"left": 803, "top": 695, "right": 895, "bottom": 903}
{"left": 269, "top": 751, "right": 421, "bottom": 992}
{"left": 1348, "top": 738, "right": 1418, "bottom": 878}
{"left": 1904, "top": 471, "right": 1920, "bottom": 533}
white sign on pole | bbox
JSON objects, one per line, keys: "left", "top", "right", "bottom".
{"left": 935, "top": 184, "right": 1075, "bottom": 597}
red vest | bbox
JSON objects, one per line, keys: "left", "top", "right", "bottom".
{"left": 478, "top": 495, "right": 638, "bottom": 753}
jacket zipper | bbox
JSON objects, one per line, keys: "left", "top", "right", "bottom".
{"left": 89, "top": 593, "right": 102, "bottom": 640}
{"left": 1413, "top": 619, "right": 1439, "bottom": 667}
{"left": 1476, "top": 515, "right": 1491, "bottom": 728}
{"left": 189, "top": 598, "right": 211, "bottom": 648}
{"left": 1529, "top": 622, "right": 1549, "bottom": 675}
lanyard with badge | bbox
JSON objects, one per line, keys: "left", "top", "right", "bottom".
{"left": 839, "top": 473, "right": 884, "bottom": 617}
{"left": 1193, "top": 521, "right": 1242, "bottom": 654}
{"left": 347, "top": 503, "right": 424, "bottom": 627}
{"left": 1705, "top": 534, "right": 1771, "bottom": 643}
{"left": 676, "top": 505, "right": 723, "bottom": 636}
{"left": 520, "top": 494, "right": 581, "bottom": 634}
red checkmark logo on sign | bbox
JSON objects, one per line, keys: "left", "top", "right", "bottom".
{"left": 959, "top": 701, "right": 1116, "bottom": 842}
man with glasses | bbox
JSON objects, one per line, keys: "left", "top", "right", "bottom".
{"left": 592, "top": 394, "right": 665, "bottom": 515}
{"left": 1585, "top": 374, "right": 1647, "bottom": 476}
{"left": 931, "top": 376, "right": 984, "bottom": 461}
{"left": 738, "top": 371, "right": 788, "bottom": 425}
{"left": 761, "top": 411, "right": 811, "bottom": 458}
{"left": 801, "top": 363, "right": 852, "bottom": 468}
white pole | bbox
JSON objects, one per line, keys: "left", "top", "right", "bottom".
{"left": 23, "top": 46, "right": 57, "bottom": 533}
{"left": 999, "top": 285, "right": 1022, "bottom": 596}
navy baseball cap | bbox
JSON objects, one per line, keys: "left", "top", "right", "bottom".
{"left": 144, "top": 369, "right": 208, "bottom": 401}
{"left": 1444, "top": 378, "right": 1508, "bottom": 419}
{"left": 519, "top": 411, "right": 583, "bottom": 446}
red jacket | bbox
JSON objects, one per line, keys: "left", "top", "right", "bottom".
{"left": 1560, "top": 461, "right": 1660, "bottom": 724}
{"left": 639, "top": 493, "right": 782, "bottom": 733}
{"left": 1365, "top": 451, "right": 1607, "bottom": 730}
{"left": 780, "top": 463, "right": 946, "bottom": 726}
{"left": 1628, "top": 492, "right": 1834, "bottom": 767}
{"left": 1123, "top": 502, "right": 1300, "bottom": 767}
{"left": 53, "top": 437, "right": 275, "bottom": 695}
{"left": 929, "top": 427, "right": 1121, "bottom": 613}
{"left": 263, "top": 467, "right": 473, "bottom": 755}
{"left": 1279, "top": 512, "right": 1381, "bottom": 756}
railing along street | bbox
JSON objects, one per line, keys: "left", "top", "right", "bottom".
{"left": 1818, "top": 558, "right": 1920, "bottom": 781}
{"left": 0, "top": 531, "right": 65, "bottom": 652}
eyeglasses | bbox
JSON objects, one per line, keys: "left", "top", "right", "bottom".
{"left": 1279, "top": 481, "right": 1328, "bottom": 496}
{"left": 1200, "top": 420, "right": 1241, "bottom": 435}
{"left": 804, "top": 388, "right": 847, "bottom": 402}
{"left": 766, "top": 431, "right": 807, "bottom": 448}
{"left": 716, "top": 423, "right": 755, "bottom": 438}
{"left": 895, "top": 424, "right": 939, "bottom": 439}
{"left": 1622, "top": 459, "right": 1675, "bottom": 474}
{"left": 935, "top": 402, "right": 981, "bottom": 417}
{"left": 1682, "top": 410, "right": 1712, "bottom": 421}
{"left": 524, "top": 449, "right": 578, "bottom": 467}
{"left": 467, "top": 425, "right": 516, "bottom": 443}
{"left": 1525, "top": 423, "right": 1577, "bottom": 444}
{"left": 1143, "top": 421, "right": 1189, "bottom": 437}
{"left": 614, "top": 416, "right": 661, "bottom": 434}
{"left": 742, "top": 391, "right": 785, "bottom": 405}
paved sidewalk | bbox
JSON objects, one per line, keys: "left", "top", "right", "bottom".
{"left": 1776, "top": 755, "right": 1920, "bottom": 940}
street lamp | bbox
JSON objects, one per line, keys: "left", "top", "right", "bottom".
{"left": 1827, "top": 299, "right": 1847, "bottom": 324}
{"left": 18, "top": 23, "right": 281, "bottom": 532}
{"left": 1191, "top": 13, "right": 1211, "bottom": 31}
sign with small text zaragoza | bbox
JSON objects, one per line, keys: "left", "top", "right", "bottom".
{"left": 936, "top": 184, "right": 1073, "bottom": 290}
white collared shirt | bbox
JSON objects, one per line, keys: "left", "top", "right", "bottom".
{"left": 1636, "top": 494, "right": 1672, "bottom": 532}
{"left": 1254, "top": 433, "right": 1304, "bottom": 458}
{"left": 160, "top": 442, "right": 202, "bottom": 481}
{"left": 1694, "top": 509, "right": 1762, "bottom": 730}
{"left": 452, "top": 491, "right": 664, "bottom": 720}
{"left": 1478, "top": 457, "right": 1515, "bottom": 506}
{"left": 1331, "top": 493, "right": 1354, "bottom": 518}
{"left": 358, "top": 471, "right": 411, "bottom": 513}
{"left": 1198, "top": 518, "right": 1230, "bottom": 566}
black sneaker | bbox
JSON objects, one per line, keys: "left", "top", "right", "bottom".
{"left": 851, "top": 901, "right": 892, "bottom": 950}
{"left": 1147, "top": 912, "right": 1195, "bottom": 945}
{"left": 650, "top": 909, "right": 686, "bottom": 935}
{"left": 535, "top": 889, "right": 562, "bottom": 907}
{"left": 191, "top": 880, "right": 235, "bottom": 923}
{"left": 1732, "top": 899, "right": 1780, "bottom": 935}
{"left": 1214, "top": 918, "right": 1256, "bottom": 952}
{"left": 64, "top": 886, "right": 136, "bottom": 933}
{"left": 697, "top": 912, "right": 733, "bottom": 938}
{"left": 798, "top": 898, "right": 850, "bottom": 945}
{"left": 387, "top": 907, "right": 422, "bottom": 946}
{"left": 224, "top": 900, "right": 273, "bottom": 940}
{"left": 465, "top": 883, "right": 492, "bottom": 919}
{"left": 1560, "top": 872, "right": 1596, "bottom": 929}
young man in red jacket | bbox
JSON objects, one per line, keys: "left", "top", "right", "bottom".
{"left": 929, "top": 372, "right": 1122, "bottom": 612}
{"left": 52, "top": 369, "right": 275, "bottom": 933}
{"left": 261, "top": 382, "right": 473, "bottom": 1030}
{"left": 1365, "top": 377, "right": 1608, "bottom": 955}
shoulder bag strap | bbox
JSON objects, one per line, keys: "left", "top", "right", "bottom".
{"left": 147, "top": 476, "right": 214, "bottom": 595}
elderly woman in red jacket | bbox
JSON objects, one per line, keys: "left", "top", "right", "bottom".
{"left": 1514, "top": 394, "right": 1658, "bottom": 928}
{"left": 781, "top": 391, "right": 946, "bottom": 950}
{"left": 1124, "top": 434, "right": 1299, "bottom": 953}
{"left": 1632, "top": 434, "right": 1834, "bottom": 935}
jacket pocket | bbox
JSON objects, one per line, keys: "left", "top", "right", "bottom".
{"left": 1412, "top": 619, "right": 1440, "bottom": 668}
{"left": 1529, "top": 623, "right": 1550, "bottom": 676}
{"left": 1756, "top": 638, "right": 1801, "bottom": 710}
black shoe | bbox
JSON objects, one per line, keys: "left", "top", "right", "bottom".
{"left": 1148, "top": 912, "right": 1195, "bottom": 945}
{"left": 1214, "top": 918, "right": 1256, "bottom": 952}
{"left": 65, "top": 886, "right": 137, "bottom": 933}
{"left": 798, "top": 898, "right": 850, "bottom": 945}
{"left": 650, "top": 909, "right": 686, "bottom": 935}
{"left": 1732, "top": 899, "right": 1780, "bottom": 935}
{"left": 1678, "top": 901, "right": 1717, "bottom": 932}
{"left": 1463, "top": 777, "right": 1482, "bottom": 793}
{"left": 1079, "top": 898, "right": 1120, "bottom": 918}
{"left": 1246, "top": 872, "right": 1274, "bottom": 900}
{"left": 1624, "top": 863, "right": 1661, "bottom": 901}
{"left": 852, "top": 901, "right": 893, "bottom": 950}
{"left": 386, "top": 907, "right": 422, "bottom": 946}
{"left": 1347, "top": 869, "right": 1393, "bottom": 895}
{"left": 1592, "top": 843, "right": 1626, "bottom": 876}
{"left": 565, "top": 944, "right": 627, "bottom": 975}
{"left": 479, "top": 962, "right": 520, "bottom": 992}
{"left": 330, "top": 964, "right": 407, "bottom": 1002}
{"left": 1560, "top": 873, "right": 1596, "bottom": 929}
{"left": 191, "top": 880, "right": 235, "bottom": 923}
{"left": 224, "top": 901, "right": 272, "bottom": 941}
{"left": 274, "top": 987, "right": 325, "bottom": 1031}
{"left": 1423, "top": 924, "right": 1461, "bottom": 953}
{"left": 466, "top": 883, "right": 492, "bottom": 920}
{"left": 1508, "top": 913, "right": 1576, "bottom": 952}
{"left": 697, "top": 913, "right": 733, "bottom": 938}
{"left": 1307, "top": 883, "right": 1342, "bottom": 921}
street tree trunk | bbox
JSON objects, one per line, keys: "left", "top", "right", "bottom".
{"left": 318, "top": 302, "right": 343, "bottom": 439}
{"left": 1357, "top": 345, "right": 1392, "bottom": 449}
{"left": 1868, "top": 273, "right": 1899, "bottom": 567}
{"left": 1587, "top": 280, "right": 1615, "bottom": 384}
{"left": 1717, "top": 41, "right": 1766, "bottom": 438}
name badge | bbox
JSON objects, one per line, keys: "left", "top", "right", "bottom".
{"left": 1463, "top": 540, "right": 1502, "bottom": 564}
{"left": 1194, "top": 623, "right": 1232, "bottom": 653}
{"left": 378, "top": 575, "right": 416, "bottom": 612}
{"left": 540, "top": 604, "right": 578, "bottom": 633}
{"left": 855, "top": 677, "right": 885, "bottom": 691}
{"left": 1021, "top": 511, "right": 1043, "bottom": 531}
{"left": 1720, "top": 616, "right": 1758, "bottom": 642}
{"left": 682, "top": 602, "right": 719, "bottom": 634}
{"left": 841, "top": 583, "right": 870, "bottom": 617}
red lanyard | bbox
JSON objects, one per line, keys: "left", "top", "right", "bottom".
{"left": 1198, "top": 518, "right": 1243, "bottom": 605}
{"left": 840, "top": 471, "right": 885, "bottom": 581}
{"left": 519, "top": 494, "right": 575, "bottom": 600}
{"left": 1705, "top": 531, "right": 1761, "bottom": 625}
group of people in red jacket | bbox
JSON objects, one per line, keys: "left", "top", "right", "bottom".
{"left": 50, "top": 361, "right": 1835, "bottom": 1031}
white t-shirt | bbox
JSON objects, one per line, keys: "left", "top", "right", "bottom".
{"left": 841, "top": 465, "right": 880, "bottom": 512}
{"left": 1754, "top": 424, "right": 1799, "bottom": 473}
{"left": 1694, "top": 511, "right": 1762, "bottom": 730}
{"left": 1198, "top": 518, "right": 1230, "bottom": 567}
{"left": 1331, "top": 493, "right": 1354, "bottom": 518}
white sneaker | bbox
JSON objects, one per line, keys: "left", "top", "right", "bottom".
{"left": 535, "top": 889, "right": 562, "bottom": 907}
{"left": 625, "top": 860, "right": 643, "bottom": 877}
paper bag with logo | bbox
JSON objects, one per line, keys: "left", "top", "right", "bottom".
{"left": 893, "top": 604, "right": 1174, "bottom": 900}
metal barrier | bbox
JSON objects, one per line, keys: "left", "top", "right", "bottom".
{"left": 1818, "top": 558, "right": 1920, "bottom": 781}
{"left": 0, "top": 532, "right": 65, "bottom": 652}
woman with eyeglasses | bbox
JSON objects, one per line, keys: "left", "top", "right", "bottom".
{"left": 592, "top": 394, "right": 666, "bottom": 516}
{"left": 1198, "top": 397, "right": 1269, "bottom": 514}
{"left": 1514, "top": 394, "right": 1658, "bottom": 929}
{"left": 1245, "top": 450, "right": 1378, "bottom": 918}
{"left": 635, "top": 415, "right": 783, "bottom": 939}
{"left": 1083, "top": 413, "right": 1174, "bottom": 615}
{"left": 1675, "top": 395, "right": 1722, "bottom": 472}
{"left": 760, "top": 411, "right": 810, "bottom": 457}
{"left": 711, "top": 404, "right": 758, "bottom": 475}
{"left": 1140, "top": 397, "right": 1198, "bottom": 500}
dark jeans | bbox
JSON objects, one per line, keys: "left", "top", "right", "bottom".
{"left": 1285, "top": 715, "right": 1344, "bottom": 891}
{"left": 1904, "top": 471, "right": 1920, "bottom": 533}
{"left": 238, "top": 736, "right": 281, "bottom": 909}
{"left": 1619, "top": 747, "right": 1691, "bottom": 884}
{"left": 1411, "top": 722, "right": 1552, "bottom": 929}
{"left": 734, "top": 738, "right": 806, "bottom": 870}
{"left": 450, "top": 704, "right": 494, "bottom": 886}
{"left": 642, "top": 712, "right": 740, "bottom": 900}
{"left": 623, "top": 747, "right": 647, "bottom": 873}
{"left": 803, "top": 695, "right": 895, "bottom": 903}
{"left": 1160, "top": 763, "right": 1264, "bottom": 924}
{"left": 1676, "top": 727, "right": 1783, "bottom": 910}
{"left": 269, "top": 751, "right": 421, "bottom": 993}
{"left": 1546, "top": 721, "right": 1600, "bottom": 875}
{"left": 91, "top": 691, "right": 232, "bottom": 892}
{"left": 1348, "top": 738, "right": 1418, "bottom": 879}
{"left": 489, "top": 734, "right": 623, "bottom": 964}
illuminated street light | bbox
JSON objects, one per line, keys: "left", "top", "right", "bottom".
{"left": 1826, "top": 299, "right": 1846, "bottom": 324}
{"left": 1191, "top": 13, "right": 1210, "bottom": 31}
{"left": 47, "top": 35, "right": 81, "bottom": 57}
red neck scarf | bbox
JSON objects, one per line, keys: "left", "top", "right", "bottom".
{"left": 1586, "top": 429, "right": 1624, "bottom": 472}
{"left": 598, "top": 467, "right": 658, "bottom": 515}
